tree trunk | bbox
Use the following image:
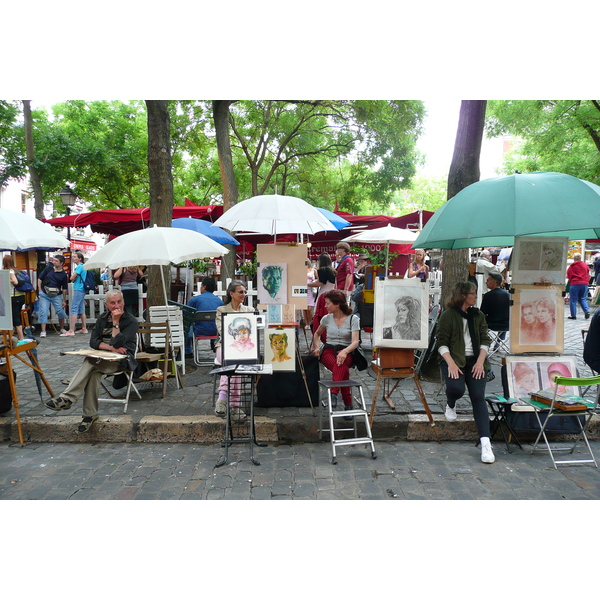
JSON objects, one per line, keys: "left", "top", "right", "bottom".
{"left": 146, "top": 100, "right": 174, "bottom": 308}
{"left": 441, "top": 100, "right": 487, "bottom": 307}
{"left": 22, "top": 100, "right": 45, "bottom": 220}
{"left": 213, "top": 100, "right": 239, "bottom": 284}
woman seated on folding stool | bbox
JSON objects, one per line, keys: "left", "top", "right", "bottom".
{"left": 311, "top": 290, "right": 360, "bottom": 419}
{"left": 437, "top": 281, "right": 495, "bottom": 464}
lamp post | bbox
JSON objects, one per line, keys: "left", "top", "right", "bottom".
{"left": 59, "top": 185, "right": 77, "bottom": 242}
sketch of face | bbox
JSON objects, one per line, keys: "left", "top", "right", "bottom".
{"left": 270, "top": 334, "right": 289, "bottom": 361}
{"left": 517, "top": 371, "right": 536, "bottom": 391}
{"left": 262, "top": 265, "right": 283, "bottom": 298}
{"left": 236, "top": 328, "right": 250, "bottom": 344}
{"left": 548, "top": 370, "right": 568, "bottom": 395}
{"left": 520, "top": 243, "right": 537, "bottom": 268}
{"left": 397, "top": 303, "right": 409, "bottom": 324}
{"left": 522, "top": 306, "right": 536, "bottom": 324}
{"left": 543, "top": 246, "right": 557, "bottom": 262}
{"left": 537, "top": 304, "right": 551, "bottom": 324}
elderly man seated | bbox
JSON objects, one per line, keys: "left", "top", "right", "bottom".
{"left": 44, "top": 289, "right": 139, "bottom": 433}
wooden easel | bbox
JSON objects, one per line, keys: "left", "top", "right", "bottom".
{"left": 369, "top": 347, "right": 440, "bottom": 442}
{"left": 0, "top": 330, "right": 55, "bottom": 446}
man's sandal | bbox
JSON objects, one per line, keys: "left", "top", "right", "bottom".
{"left": 44, "top": 396, "right": 73, "bottom": 411}
{"left": 77, "top": 416, "right": 98, "bottom": 433}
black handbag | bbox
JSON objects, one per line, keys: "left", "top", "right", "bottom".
{"left": 350, "top": 314, "right": 368, "bottom": 371}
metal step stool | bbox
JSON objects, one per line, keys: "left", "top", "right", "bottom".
{"left": 318, "top": 379, "right": 377, "bottom": 464}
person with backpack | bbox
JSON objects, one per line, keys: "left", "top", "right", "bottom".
{"left": 2, "top": 254, "right": 25, "bottom": 340}
{"left": 61, "top": 251, "right": 88, "bottom": 336}
{"left": 37, "top": 255, "right": 69, "bottom": 338}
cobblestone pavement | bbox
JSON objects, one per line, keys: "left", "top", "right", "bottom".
{"left": 5, "top": 303, "right": 596, "bottom": 423}
{"left": 2, "top": 439, "right": 600, "bottom": 500}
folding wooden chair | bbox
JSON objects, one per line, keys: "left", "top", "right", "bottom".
{"left": 137, "top": 321, "right": 177, "bottom": 397}
{"left": 521, "top": 375, "right": 600, "bottom": 469}
{"left": 98, "top": 332, "right": 142, "bottom": 413}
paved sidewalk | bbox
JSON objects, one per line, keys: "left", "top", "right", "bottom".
{"left": 2, "top": 439, "right": 600, "bottom": 500}
{"left": 1, "top": 303, "right": 596, "bottom": 443}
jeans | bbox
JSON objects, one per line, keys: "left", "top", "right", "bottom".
{"left": 440, "top": 357, "right": 490, "bottom": 438}
{"left": 38, "top": 291, "right": 67, "bottom": 323}
{"left": 569, "top": 284, "right": 589, "bottom": 317}
{"left": 70, "top": 289, "right": 86, "bottom": 315}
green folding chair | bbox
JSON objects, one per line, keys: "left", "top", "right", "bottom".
{"left": 521, "top": 375, "right": 600, "bottom": 469}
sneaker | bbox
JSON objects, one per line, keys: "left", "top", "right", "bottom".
{"left": 214, "top": 399, "right": 227, "bottom": 417}
{"left": 77, "top": 416, "right": 98, "bottom": 433}
{"left": 59, "top": 328, "right": 68, "bottom": 334}
{"left": 60, "top": 330, "right": 75, "bottom": 336}
{"left": 585, "top": 312, "right": 591, "bottom": 319}
{"left": 481, "top": 438, "right": 495, "bottom": 464}
{"left": 76, "top": 329, "right": 89, "bottom": 334}
{"left": 230, "top": 407, "right": 247, "bottom": 421}
{"left": 40, "top": 331, "right": 46, "bottom": 338}
{"left": 445, "top": 405, "right": 457, "bottom": 422}
{"left": 568, "top": 316, "right": 577, "bottom": 320}
{"left": 44, "top": 396, "right": 73, "bottom": 411}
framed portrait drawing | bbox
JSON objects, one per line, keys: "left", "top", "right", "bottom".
{"left": 505, "top": 355, "right": 579, "bottom": 400}
{"left": 221, "top": 312, "right": 261, "bottom": 366}
{"left": 257, "top": 263, "right": 288, "bottom": 305}
{"left": 0, "top": 270, "right": 12, "bottom": 331}
{"left": 511, "top": 236, "right": 568, "bottom": 285}
{"left": 263, "top": 326, "right": 296, "bottom": 372}
{"left": 373, "top": 278, "right": 428, "bottom": 349}
{"left": 509, "top": 285, "right": 564, "bottom": 354}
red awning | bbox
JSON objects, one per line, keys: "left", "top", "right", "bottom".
{"left": 44, "top": 205, "right": 225, "bottom": 237}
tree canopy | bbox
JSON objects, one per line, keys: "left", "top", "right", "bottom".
{"left": 486, "top": 100, "right": 600, "bottom": 184}
{"left": 0, "top": 99, "right": 426, "bottom": 216}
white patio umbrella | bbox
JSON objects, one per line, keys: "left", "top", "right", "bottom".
{"left": 84, "top": 225, "right": 229, "bottom": 302}
{"left": 213, "top": 194, "right": 337, "bottom": 237}
{"left": 0, "top": 208, "right": 69, "bottom": 251}
{"left": 342, "top": 224, "right": 420, "bottom": 273}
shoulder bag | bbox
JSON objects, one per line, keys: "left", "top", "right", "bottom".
{"left": 350, "top": 314, "right": 368, "bottom": 371}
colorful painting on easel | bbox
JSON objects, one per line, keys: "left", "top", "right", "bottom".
{"left": 258, "top": 263, "right": 288, "bottom": 304}
{"left": 221, "top": 312, "right": 260, "bottom": 366}
{"left": 264, "top": 326, "right": 296, "bottom": 372}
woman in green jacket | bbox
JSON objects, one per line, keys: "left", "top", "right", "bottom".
{"left": 436, "top": 281, "right": 495, "bottom": 464}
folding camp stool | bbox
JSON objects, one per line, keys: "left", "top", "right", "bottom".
{"left": 487, "top": 330, "right": 510, "bottom": 358}
{"left": 484, "top": 396, "right": 523, "bottom": 453}
{"left": 318, "top": 379, "right": 376, "bottom": 464}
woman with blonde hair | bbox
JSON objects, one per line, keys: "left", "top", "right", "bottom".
{"left": 407, "top": 248, "right": 429, "bottom": 281}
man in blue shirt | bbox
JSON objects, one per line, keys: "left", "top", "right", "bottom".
{"left": 185, "top": 277, "right": 223, "bottom": 356}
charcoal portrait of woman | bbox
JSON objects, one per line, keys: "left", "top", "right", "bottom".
{"left": 383, "top": 295, "right": 422, "bottom": 341}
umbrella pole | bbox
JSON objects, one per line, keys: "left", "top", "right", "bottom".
{"left": 160, "top": 266, "right": 168, "bottom": 305}
{"left": 385, "top": 243, "right": 390, "bottom": 276}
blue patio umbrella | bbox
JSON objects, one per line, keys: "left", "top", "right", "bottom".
{"left": 172, "top": 218, "right": 239, "bottom": 246}
{"left": 315, "top": 207, "right": 351, "bottom": 231}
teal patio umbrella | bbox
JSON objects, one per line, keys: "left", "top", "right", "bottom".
{"left": 413, "top": 172, "right": 600, "bottom": 250}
